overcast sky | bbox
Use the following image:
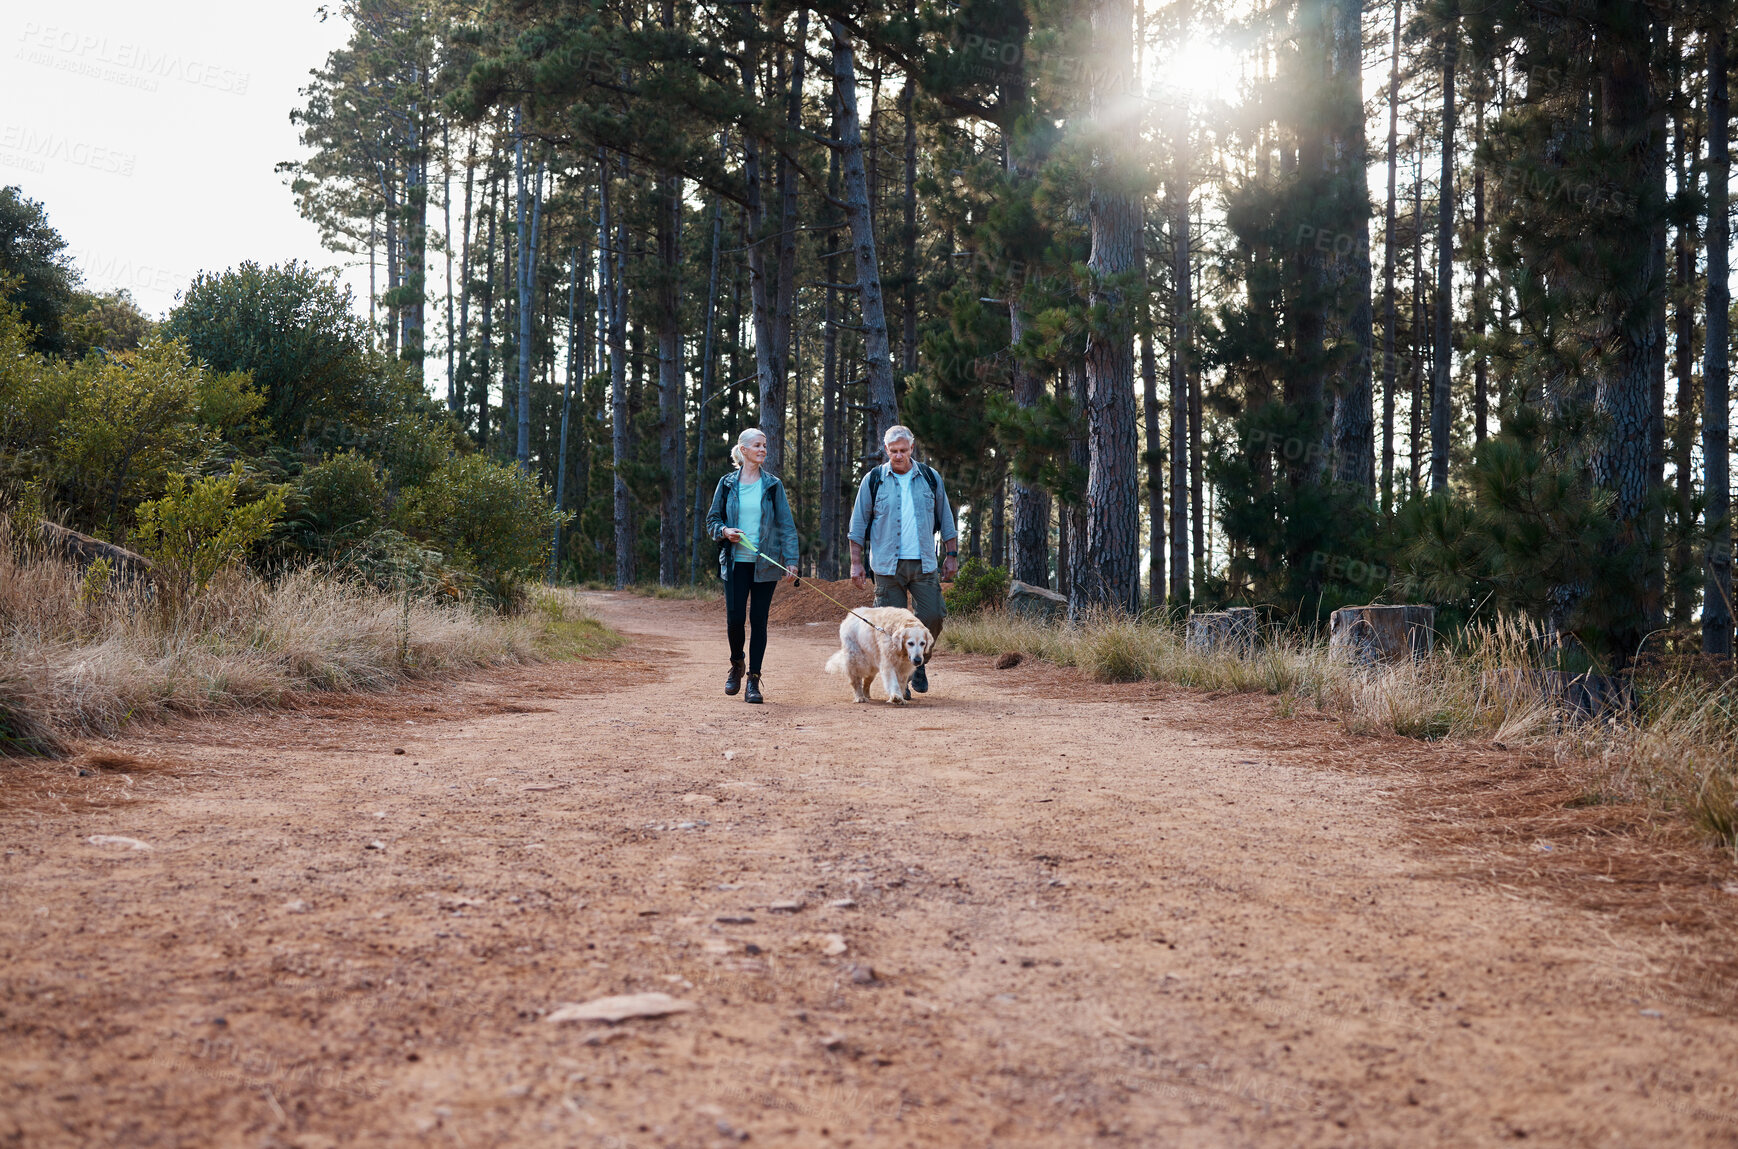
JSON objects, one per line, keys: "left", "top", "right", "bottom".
{"left": 2, "top": 0, "right": 365, "bottom": 319}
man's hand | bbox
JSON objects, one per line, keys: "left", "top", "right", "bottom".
{"left": 850, "top": 561, "right": 867, "bottom": 590}
{"left": 942, "top": 552, "right": 960, "bottom": 581}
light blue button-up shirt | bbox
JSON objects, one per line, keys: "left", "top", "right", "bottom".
{"left": 847, "top": 462, "right": 958, "bottom": 576}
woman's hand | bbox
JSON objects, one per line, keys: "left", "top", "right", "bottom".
{"left": 780, "top": 571, "right": 797, "bottom": 585}
{"left": 721, "top": 527, "right": 744, "bottom": 543}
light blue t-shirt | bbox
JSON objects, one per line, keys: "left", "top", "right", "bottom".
{"left": 888, "top": 467, "right": 922, "bottom": 560}
{"left": 733, "top": 474, "right": 763, "bottom": 562}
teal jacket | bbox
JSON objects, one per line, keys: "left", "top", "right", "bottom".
{"left": 705, "top": 469, "right": 799, "bottom": 582}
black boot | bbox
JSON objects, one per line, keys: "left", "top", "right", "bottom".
{"left": 744, "top": 672, "right": 764, "bottom": 704}
{"left": 910, "top": 664, "right": 929, "bottom": 693}
{"left": 725, "top": 658, "right": 745, "bottom": 696}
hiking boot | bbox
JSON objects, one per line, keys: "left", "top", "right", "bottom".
{"left": 725, "top": 659, "right": 746, "bottom": 696}
{"left": 910, "top": 664, "right": 929, "bottom": 693}
{"left": 744, "top": 673, "right": 764, "bottom": 704}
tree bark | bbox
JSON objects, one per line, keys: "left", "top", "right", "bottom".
{"left": 552, "top": 244, "right": 579, "bottom": 582}
{"left": 1705, "top": 12, "right": 1733, "bottom": 656}
{"left": 1381, "top": 0, "right": 1402, "bottom": 511}
{"left": 901, "top": 73, "right": 918, "bottom": 375}
{"left": 1078, "top": 0, "right": 1141, "bottom": 615}
{"left": 831, "top": 19, "right": 899, "bottom": 455}
{"left": 741, "top": 50, "right": 777, "bottom": 458}
{"left": 1140, "top": 207, "right": 1164, "bottom": 610}
{"left": 820, "top": 145, "right": 844, "bottom": 580}
{"left": 1590, "top": 12, "right": 1666, "bottom": 663}
{"left": 1473, "top": 90, "right": 1487, "bottom": 446}
{"left": 1672, "top": 53, "right": 1699, "bottom": 627}
{"left": 475, "top": 166, "right": 498, "bottom": 450}
{"left": 658, "top": 170, "right": 685, "bottom": 586}
{"left": 454, "top": 129, "right": 477, "bottom": 422}
{"left": 766, "top": 9, "right": 809, "bottom": 475}
{"left": 1430, "top": 8, "right": 1457, "bottom": 494}
{"left": 602, "top": 150, "right": 634, "bottom": 589}
{"left": 692, "top": 143, "right": 726, "bottom": 584}
{"left": 1169, "top": 159, "right": 1192, "bottom": 605}
{"left": 1330, "top": 0, "right": 1375, "bottom": 498}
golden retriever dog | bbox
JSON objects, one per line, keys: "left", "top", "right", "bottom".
{"left": 824, "top": 607, "right": 934, "bottom": 705}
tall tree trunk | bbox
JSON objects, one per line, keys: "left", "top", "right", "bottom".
{"left": 401, "top": 94, "right": 427, "bottom": 381}
{"left": 1330, "top": 0, "right": 1375, "bottom": 498}
{"left": 741, "top": 51, "right": 777, "bottom": 454}
{"left": 443, "top": 123, "right": 457, "bottom": 412}
{"left": 553, "top": 245, "right": 579, "bottom": 582}
{"left": 475, "top": 170, "right": 498, "bottom": 450}
{"left": 602, "top": 151, "right": 634, "bottom": 589}
{"left": 383, "top": 163, "right": 401, "bottom": 358}
{"left": 1430, "top": 8, "right": 1458, "bottom": 493}
{"left": 1076, "top": 0, "right": 1141, "bottom": 614}
{"left": 455, "top": 130, "right": 478, "bottom": 423}
{"left": 1381, "top": 0, "right": 1402, "bottom": 512}
{"left": 1473, "top": 90, "right": 1487, "bottom": 446}
{"left": 1067, "top": 366, "right": 1090, "bottom": 604}
{"left": 1672, "top": 57, "right": 1699, "bottom": 627}
{"left": 820, "top": 146, "right": 844, "bottom": 580}
{"left": 831, "top": 19, "right": 899, "bottom": 455}
{"left": 658, "top": 170, "right": 685, "bottom": 586}
{"left": 1410, "top": 132, "right": 1425, "bottom": 497}
{"left": 515, "top": 116, "right": 542, "bottom": 473}
{"left": 991, "top": 477, "right": 1006, "bottom": 571}
{"left": 1704, "top": 12, "right": 1733, "bottom": 657}
{"left": 766, "top": 9, "right": 809, "bottom": 475}
{"left": 901, "top": 73, "right": 918, "bottom": 375}
{"left": 1140, "top": 207, "right": 1165, "bottom": 610}
{"left": 692, "top": 143, "right": 727, "bottom": 584}
{"left": 1590, "top": 12, "right": 1666, "bottom": 665}
{"left": 1169, "top": 153, "right": 1192, "bottom": 605}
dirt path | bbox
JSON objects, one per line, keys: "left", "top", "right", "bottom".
{"left": 5, "top": 593, "right": 1738, "bottom": 1148}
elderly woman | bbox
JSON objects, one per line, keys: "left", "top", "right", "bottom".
{"left": 705, "top": 428, "right": 799, "bottom": 704}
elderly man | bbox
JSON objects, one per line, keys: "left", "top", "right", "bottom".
{"left": 848, "top": 425, "right": 960, "bottom": 694}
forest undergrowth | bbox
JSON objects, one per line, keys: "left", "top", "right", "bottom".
{"left": 947, "top": 611, "right": 1738, "bottom": 850}
{"left": 0, "top": 541, "right": 617, "bottom": 757}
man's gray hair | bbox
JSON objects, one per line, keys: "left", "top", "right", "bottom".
{"left": 883, "top": 424, "right": 916, "bottom": 446}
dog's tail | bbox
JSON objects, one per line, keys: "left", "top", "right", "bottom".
{"left": 824, "top": 649, "right": 848, "bottom": 677}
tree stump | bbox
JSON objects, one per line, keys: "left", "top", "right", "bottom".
{"left": 1328, "top": 604, "right": 1434, "bottom": 664}
{"left": 1007, "top": 580, "right": 1067, "bottom": 623}
{"left": 1186, "top": 607, "right": 1258, "bottom": 655}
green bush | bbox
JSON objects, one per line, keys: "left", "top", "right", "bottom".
{"left": 133, "top": 462, "right": 287, "bottom": 594}
{"left": 943, "top": 557, "right": 1011, "bottom": 617}
{"left": 295, "top": 452, "right": 386, "bottom": 549}
{"left": 406, "top": 453, "right": 570, "bottom": 608}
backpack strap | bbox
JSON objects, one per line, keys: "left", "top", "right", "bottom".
{"left": 864, "top": 464, "right": 945, "bottom": 543}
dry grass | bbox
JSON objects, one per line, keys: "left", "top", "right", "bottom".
{"left": 0, "top": 540, "right": 617, "bottom": 752}
{"left": 947, "top": 609, "right": 1736, "bottom": 846}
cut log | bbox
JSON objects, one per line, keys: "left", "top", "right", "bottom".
{"left": 1484, "top": 669, "right": 1633, "bottom": 719}
{"left": 1186, "top": 607, "right": 1258, "bottom": 655}
{"left": 1328, "top": 604, "right": 1434, "bottom": 663}
{"left": 36, "top": 520, "right": 154, "bottom": 582}
{"left": 1007, "top": 579, "right": 1067, "bottom": 623}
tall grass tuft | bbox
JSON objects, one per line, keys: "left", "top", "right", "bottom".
{"left": 0, "top": 533, "right": 612, "bottom": 751}
{"left": 946, "top": 608, "right": 1736, "bottom": 846}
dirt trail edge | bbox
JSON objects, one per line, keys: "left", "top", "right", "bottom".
{"left": 4, "top": 593, "right": 1736, "bottom": 1148}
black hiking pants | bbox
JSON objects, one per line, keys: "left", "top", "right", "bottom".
{"left": 725, "top": 561, "right": 776, "bottom": 674}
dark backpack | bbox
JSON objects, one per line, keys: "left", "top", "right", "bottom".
{"left": 864, "top": 463, "right": 943, "bottom": 563}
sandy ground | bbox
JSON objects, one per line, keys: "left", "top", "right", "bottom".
{"left": 4, "top": 591, "right": 1738, "bottom": 1148}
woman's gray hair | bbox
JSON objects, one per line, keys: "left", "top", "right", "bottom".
{"left": 883, "top": 424, "right": 916, "bottom": 446}
{"left": 730, "top": 427, "right": 768, "bottom": 468}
